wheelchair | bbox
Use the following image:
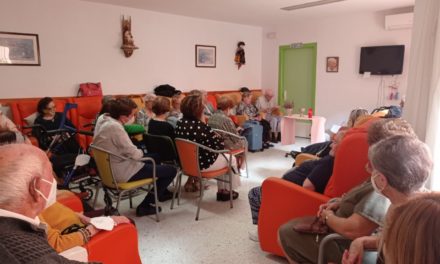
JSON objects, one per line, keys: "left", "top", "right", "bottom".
{"left": 29, "top": 103, "right": 100, "bottom": 201}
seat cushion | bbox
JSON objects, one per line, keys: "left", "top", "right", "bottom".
{"left": 201, "top": 167, "right": 229, "bottom": 178}
{"left": 112, "top": 178, "right": 153, "bottom": 190}
{"left": 229, "top": 148, "right": 245, "bottom": 155}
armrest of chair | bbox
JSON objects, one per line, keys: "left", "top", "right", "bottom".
{"left": 317, "top": 234, "right": 378, "bottom": 264}
{"left": 258, "top": 177, "right": 330, "bottom": 256}
{"left": 85, "top": 223, "right": 141, "bottom": 264}
{"left": 295, "top": 153, "right": 319, "bottom": 167}
{"left": 59, "top": 246, "right": 88, "bottom": 262}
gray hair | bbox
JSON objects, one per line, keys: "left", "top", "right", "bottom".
{"left": 143, "top": 93, "right": 156, "bottom": 102}
{"left": 0, "top": 144, "right": 47, "bottom": 209}
{"left": 347, "top": 108, "right": 369, "bottom": 128}
{"left": 367, "top": 118, "right": 417, "bottom": 146}
{"left": 369, "top": 135, "right": 432, "bottom": 194}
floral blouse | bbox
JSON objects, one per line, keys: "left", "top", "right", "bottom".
{"left": 235, "top": 101, "right": 259, "bottom": 119}
{"left": 175, "top": 117, "right": 224, "bottom": 170}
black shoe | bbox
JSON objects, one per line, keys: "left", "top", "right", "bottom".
{"left": 263, "top": 143, "right": 270, "bottom": 149}
{"left": 267, "top": 143, "right": 274, "bottom": 148}
{"left": 290, "top": 150, "right": 301, "bottom": 159}
{"left": 158, "top": 190, "right": 176, "bottom": 202}
{"left": 136, "top": 204, "right": 162, "bottom": 217}
{"left": 216, "top": 191, "right": 239, "bottom": 201}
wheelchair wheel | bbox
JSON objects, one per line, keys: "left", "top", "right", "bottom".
{"left": 79, "top": 183, "right": 94, "bottom": 201}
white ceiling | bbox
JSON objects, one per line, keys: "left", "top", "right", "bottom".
{"left": 80, "top": 0, "right": 414, "bottom": 27}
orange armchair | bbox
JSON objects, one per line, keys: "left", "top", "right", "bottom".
{"left": 58, "top": 193, "right": 142, "bottom": 264}
{"left": 258, "top": 128, "right": 371, "bottom": 256}
{"left": 69, "top": 96, "right": 102, "bottom": 150}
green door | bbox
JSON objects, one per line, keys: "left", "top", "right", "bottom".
{"left": 278, "top": 43, "right": 317, "bottom": 112}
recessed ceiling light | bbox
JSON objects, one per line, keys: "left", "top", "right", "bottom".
{"left": 281, "top": 0, "right": 347, "bottom": 11}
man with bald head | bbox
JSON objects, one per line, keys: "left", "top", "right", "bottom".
{"left": 0, "top": 144, "right": 86, "bottom": 263}
{"left": 256, "top": 89, "right": 281, "bottom": 142}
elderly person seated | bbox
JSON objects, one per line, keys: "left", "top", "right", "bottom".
{"left": 175, "top": 94, "right": 241, "bottom": 200}
{"left": 148, "top": 96, "right": 175, "bottom": 140}
{"left": 33, "top": 97, "right": 81, "bottom": 179}
{"left": 208, "top": 96, "right": 246, "bottom": 170}
{"left": 290, "top": 108, "right": 369, "bottom": 159}
{"left": 188, "top": 89, "right": 215, "bottom": 117}
{"left": 256, "top": 89, "right": 282, "bottom": 143}
{"left": 278, "top": 132, "right": 429, "bottom": 264}
{"left": 236, "top": 92, "right": 272, "bottom": 148}
{"left": 208, "top": 96, "right": 245, "bottom": 151}
{"left": 342, "top": 135, "right": 432, "bottom": 264}
{"left": 136, "top": 93, "right": 156, "bottom": 131}
{"left": 378, "top": 193, "right": 440, "bottom": 264}
{"left": 167, "top": 93, "right": 184, "bottom": 128}
{"left": 0, "top": 144, "right": 84, "bottom": 263}
{"left": 247, "top": 129, "right": 345, "bottom": 241}
{"left": 34, "top": 97, "right": 80, "bottom": 152}
{"left": 93, "top": 97, "right": 176, "bottom": 217}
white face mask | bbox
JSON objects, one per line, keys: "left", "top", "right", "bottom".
{"left": 35, "top": 178, "right": 57, "bottom": 209}
{"left": 125, "top": 115, "right": 135, "bottom": 125}
{"left": 371, "top": 172, "right": 385, "bottom": 195}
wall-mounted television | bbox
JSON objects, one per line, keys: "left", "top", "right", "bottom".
{"left": 359, "top": 45, "right": 405, "bottom": 75}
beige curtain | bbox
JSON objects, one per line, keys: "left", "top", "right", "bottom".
{"left": 404, "top": 0, "right": 440, "bottom": 189}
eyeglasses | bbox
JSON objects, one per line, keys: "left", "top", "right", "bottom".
{"left": 46, "top": 105, "right": 56, "bottom": 110}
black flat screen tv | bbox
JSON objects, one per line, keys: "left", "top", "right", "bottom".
{"left": 359, "top": 45, "right": 405, "bottom": 75}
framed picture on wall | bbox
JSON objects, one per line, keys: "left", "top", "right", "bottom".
{"left": 0, "top": 32, "right": 41, "bottom": 66}
{"left": 195, "top": 45, "right": 216, "bottom": 68}
{"left": 326, "top": 56, "right": 339, "bottom": 72}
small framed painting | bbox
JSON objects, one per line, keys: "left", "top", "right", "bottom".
{"left": 0, "top": 32, "right": 41, "bottom": 66}
{"left": 195, "top": 45, "right": 216, "bottom": 68}
{"left": 326, "top": 56, "right": 339, "bottom": 72}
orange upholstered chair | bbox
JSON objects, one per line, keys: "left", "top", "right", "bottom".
{"left": 206, "top": 94, "right": 217, "bottom": 110}
{"left": 58, "top": 193, "right": 142, "bottom": 264}
{"left": 258, "top": 124, "right": 373, "bottom": 256}
{"left": 174, "top": 138, "right": 234, "bottom": 220}
{"left": 69, "top": 96, "right": 102, "bottom": 150}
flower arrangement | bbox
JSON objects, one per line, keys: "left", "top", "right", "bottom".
{"left": 283, "top": 100, "right": 294, "bottom": 109}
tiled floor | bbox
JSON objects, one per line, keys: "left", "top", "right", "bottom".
{"left": 100, "top": 138, "right": 310, "bottom": 264}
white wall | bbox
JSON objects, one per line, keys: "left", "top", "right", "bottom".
{"left": 262, "top": 12, "right": 412, "bottom": 128}
{"left": 0, "top": 0, "right": 262, "bottom": 98}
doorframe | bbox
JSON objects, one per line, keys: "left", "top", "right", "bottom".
{"left": 278, "top": 42, "right": 317, "bottom": 110}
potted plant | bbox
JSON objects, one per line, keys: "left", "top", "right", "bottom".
{"left": 283, "top": 100, "right": 294, "bottom": 116}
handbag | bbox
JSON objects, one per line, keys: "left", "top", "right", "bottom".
{"left": 78, "top": 82, "right": 103, "bottom": 97}
{"left": 292, "top": 216, "right": 329, "bottom": 235}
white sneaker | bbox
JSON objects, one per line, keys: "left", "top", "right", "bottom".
{"left": 248, "top": 230, "right": 259, "bottom": 242}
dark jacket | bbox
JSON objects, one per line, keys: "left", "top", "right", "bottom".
{"left": 0, "top": 216, "right": 93, "bottom": 264}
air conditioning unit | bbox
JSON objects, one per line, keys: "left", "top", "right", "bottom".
{"left": 385, "top": 12, "right": 414, "bottom": 30}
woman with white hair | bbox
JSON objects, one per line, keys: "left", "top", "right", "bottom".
{"left": 279, "top": 135, "right": 431, "bottom": 264}
{"left": 342, "top": 135, "right": 433, "bottom": 264}
{"left": 256, "top": 89, "right": 281, "bottom": 143}
{"left": 136, "top": 93, "right": 156, "bottom": 130}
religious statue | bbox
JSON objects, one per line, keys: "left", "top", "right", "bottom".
{"left": 121, "top": 16, "right": 138, "bottom": 57}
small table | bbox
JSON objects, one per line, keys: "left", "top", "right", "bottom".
{"left": 280, "top": 114, "right": 326, "bottom": 145}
